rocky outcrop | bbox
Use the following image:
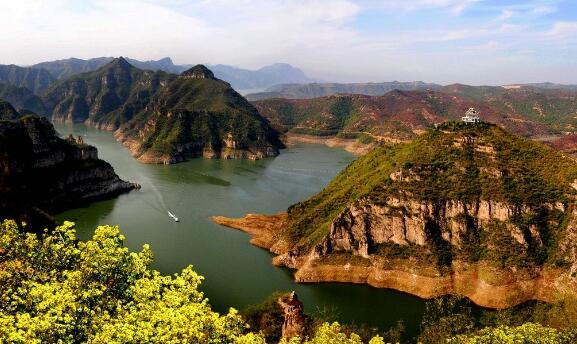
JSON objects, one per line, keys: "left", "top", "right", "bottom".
{"left": 313, "top": 196, "right": 558, "bottom": 258}
{"left": 0, "top": 115, "right": 137, "bottom": 228}
{"left": 45, "top": 59, "right": 283, "bottom": 164}
{"left": 212, "top": 210, "right": 576, "bottom": 309}
{"left": 212, "top": 123, "right": 577, "bottom": 309}
{"left": 180, "top": 64, "right": 215, "bottom": 79}
{"left": 278, "top": 292, "right": 306, "bottom": 339}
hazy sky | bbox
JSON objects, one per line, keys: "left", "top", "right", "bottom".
{"left": 0, "top": 0, "right": 575, "bottom": 85}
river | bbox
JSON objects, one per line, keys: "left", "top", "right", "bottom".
{"left": 54, "top": 123, "right": 426, "bottom": 336}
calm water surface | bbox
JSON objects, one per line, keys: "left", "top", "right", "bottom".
{"left": 54, "top": 123, "right": 426, "bottom": 335}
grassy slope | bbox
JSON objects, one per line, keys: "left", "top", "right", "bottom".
{"left": 285, "top": 122, "right": 577, "bottom": 258}
{"left": 122, "top": 76, "right": 281, "bottom": 156}
{"left": 44, "top": 58, "right": 172, "bottom": 126}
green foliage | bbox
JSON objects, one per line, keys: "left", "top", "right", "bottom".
{"left": 284, "top": 123, "right": 577, "bottom": 270}
{"left": 448, "top": 323, "right": 577, "bottom": 344}
{"left": 418, "top": 296, "right": 476, "bottom": 344}
{"left": 0, "top": 220, "right": 256, "bottom": 343}
{"left": 280, "top": 323, "right": 385, "bottom": 344}
{"left": 417, "top": 295, "right": 577, "bottom": 343}
{"left": 0, "top": 220, "right": 385, "bottom": 343}
{"left": 241, "top": 292, "right": 286, "bottom": 343}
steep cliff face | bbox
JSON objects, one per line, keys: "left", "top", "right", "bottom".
{"left": 214, "top": 122, "right": 577, "bottom": 308}
{"left": 116, "top": 64, "right": 282, "bottom": 164}
{"left": 44, "top": 60, "right": 282, "bottom": 163}
{"left": 0, "top": 114, "right": 136, "bottom": 227}
{"left": 44, "top": 57, "right": 173, "bottom": 128}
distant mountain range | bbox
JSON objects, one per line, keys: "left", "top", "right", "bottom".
{"left": 246, "top": 81, "right": 443, "bottom": 100}
{"left": 0, "top": 84, "right": 46, "bottom": 115}
{"left": 209, "top": 63, "right": 319, "bottom": 91}
{"left": 253, "top": 89, "right": 553, "bottom": 142}
{"left": 32, "top": 57, "right": 183, "bottom": 79}
{"left": 0, "top": 64, "right": 55, "bottom": 95}
{"left": 253, "top": 83, "right": 577, "bottom": 150}
{"left": 246, "top": 82, "right": 577, "bottom": 101}
{"left": 27, "top": 57, "right": 317, "bottom": 91}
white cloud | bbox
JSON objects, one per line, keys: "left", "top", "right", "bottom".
{"left": 496, "top": 10, "right": 515, "bottom": 21}
{"left": 532, "top": 5, "right": 557, "bottom": 16}
{"left": 0, "top": 0, "right": 361, "bottom": 68}
{"left": 381, "top": 0, "right": 481, "bottom": 14}
{"left": 0, "top": 0, "right": 573, "bottom": 85}
{"left": 548, "top": 21, "right": 577, "bottom": 36}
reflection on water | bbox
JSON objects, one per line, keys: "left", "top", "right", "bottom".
{"left": 54, "top": 123, "right": 426, "bottom": 336}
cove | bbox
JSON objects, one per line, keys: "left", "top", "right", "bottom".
{"left": 54, "top": 123, "right": 426, "bottom": 336}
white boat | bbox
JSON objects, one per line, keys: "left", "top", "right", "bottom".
{"left": 168, "top": 211, "right": 179, "bottom": 222}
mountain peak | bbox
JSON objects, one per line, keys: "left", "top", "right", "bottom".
{"left": 181, "top": 65, "right": 215, "bottom": 79}
{"left": 107, "top": 57, "right": 133, "bottom": 70}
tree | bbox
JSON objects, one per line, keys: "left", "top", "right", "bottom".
{"left": 0, "top": 220, "right": 384, "bottom": 343}
{"left": 448, "top": 323, "right": 577, "bottom": 344}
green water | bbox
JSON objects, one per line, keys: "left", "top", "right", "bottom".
{"left": 54, "top": 123, "right": 425, "bottom": 335}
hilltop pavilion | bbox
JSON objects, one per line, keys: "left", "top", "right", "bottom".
{"left": 462, "top": 107, "right": 482, "bottom": 123}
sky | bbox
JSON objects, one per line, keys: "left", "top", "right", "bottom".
{"left": 0, "top": 0, "right": 575, "bottom": 85}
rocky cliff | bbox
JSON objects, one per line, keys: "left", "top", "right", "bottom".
{"left": 213, "top": 122, "right": 577, "bottom": 308}
{"left": 44, "top": 59, "right": 282, "bottom": 163}
{"left": 44, "top": 57, "right": 173, "bottom": 129}
{"left": 0, "top": 113, "right": 137, "bottom": 228}
{"left": 116, "top": 64, "right": 282, "bottom": 163}
{"left": 278, "top": 292, "right": 306, "bottom": 339}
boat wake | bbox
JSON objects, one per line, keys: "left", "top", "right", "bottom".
{"left": 168, "top": 211, "right": 179, "bottom": 222}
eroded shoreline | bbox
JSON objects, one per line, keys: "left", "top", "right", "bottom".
{"left": 211, "top": 212, "right": 573, "bottom": 309}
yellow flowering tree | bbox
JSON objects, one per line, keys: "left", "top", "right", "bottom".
{"left": 0, "top": 220, "right": 385, "bottom": 344}
{"left": 0, "top": 220, "right": 257, "bottom": 343}
{"left": 448, "top": 323, "right": 577, "bottom": 344}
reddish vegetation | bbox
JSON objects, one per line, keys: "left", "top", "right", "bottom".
{"left": 254, "top": 90, "right": 551, "bottom": 140}
{"left": 549, "top": 134, "right": 577, "bottom": 152}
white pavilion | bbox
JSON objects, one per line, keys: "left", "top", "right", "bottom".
{"left": 462, "top": 107, "right": 481, "bottom": 123}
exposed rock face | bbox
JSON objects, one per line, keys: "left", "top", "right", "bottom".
{"left": 180, "top": 64, "right": 215, "bottom": 79}
{"left": 45, "top": 59, "right": 283, "bottom": 164}
{"left": 278, "top": 292, "right": 306, "bottom": 339}
{"left": 213, "top": 123, "right": 577, "bottom": 309}
{"left": 313, "top": 197, "right": 551, "bottom": 258}
{"left": 0, "top": 115, "right": 137, "bottom": 227}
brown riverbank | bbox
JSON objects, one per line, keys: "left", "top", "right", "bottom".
{"left": 211, "top": 212, "right": 575, "bottom": 309}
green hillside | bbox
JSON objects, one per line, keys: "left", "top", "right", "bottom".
{"left": 119, "top": 65, "right": 282, "bottom": 162}
{"left": 285, "top": 122, "right": 577, "bottom": 269}
{"left": 0, "top": 84, "right": 46, "bottom": 115}
{"left": 44, "top": 57, "right": 173, "bottom": 128}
